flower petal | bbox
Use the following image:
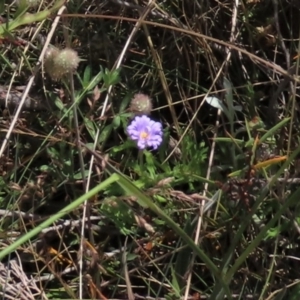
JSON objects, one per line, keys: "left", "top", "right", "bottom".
{"left": 127, "top": 115, "right": 163, "bottom": 150}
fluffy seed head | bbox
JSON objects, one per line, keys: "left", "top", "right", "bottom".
{"left": 44, "top": 47, "right": 80, "bottom": 80}
{"left": 129, "top": 93, "right": 152, "bottom": 115}
{"left": 44, "top": 47, "right": 59, "bottom": 79}
{"left": 54, "top": 48, "right": 80, "bottom": 72}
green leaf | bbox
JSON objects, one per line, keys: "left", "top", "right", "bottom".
{"left": 170, "top": 266, "right": 181, "bottom": 297}
{"left": 73, "top": 169, "right": 90, "bottom": 180}
{"left": 126, "top": 253, "right": 138, "bottom": 261}
{"left": 0, "top": 0, "right": 65, "bottom": 37}
{"left": 119, "top": 94, "right": 132, "bottom": 113}
{"left": 154, "top": 195, "right": 167, "bottom": 203}
{"left": 13, "top": 0, "right": 29, "bottom": 18}
{"left": 40, "top": 165, "right": 52, "bottom": 172}
{"left": 76, "top": 70, "right": 103, "bottom": 105}
{"left": 99, "top": 124, "right": 113, "bottom": 144}
{"left": 112, "top": 115, "right": 121, "bottom": 129}
{"left": 102, "top": 68, "right": 121, "bottom": 87}
{"left": 82, "top": 65, "right": 92, "bottom": 88}
{"left": 84, "top": 118, "right": 97, "bottom": 139}
{"left": 54, "top": 97, "right": 65, "bottom": 111}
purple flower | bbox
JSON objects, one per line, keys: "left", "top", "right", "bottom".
{"left": 127, "top": 115, "right": 163, "bottom": 150}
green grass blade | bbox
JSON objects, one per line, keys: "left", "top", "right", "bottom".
{"left": 227, "top": 185, "right": 300, "bottom": 279}
{"left": 114, "top": 172, "right": 232, "bottom": 299}
{"left": 0, "top": 174, "right": 119, "bottom": 260}
{"left": 259, "top": 118, "right": 290, "bottom": 144}
{"left": 211, "top": 144, "right": 300, "bottom": 298}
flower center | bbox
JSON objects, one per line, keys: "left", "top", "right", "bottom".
{"left": 140, "top": 131, "right": 149, "bottom": 140}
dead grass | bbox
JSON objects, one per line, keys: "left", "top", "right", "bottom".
{"left": 0, "top": 0, "right": 300, "bottom": 299}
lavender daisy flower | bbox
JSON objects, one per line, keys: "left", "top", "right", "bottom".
{"left": 127, "top": 115, "right": 163, "bottom": 150}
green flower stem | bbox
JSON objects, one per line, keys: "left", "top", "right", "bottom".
{"left": 138, "top": 149, "right": 144, "bottom": 172}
